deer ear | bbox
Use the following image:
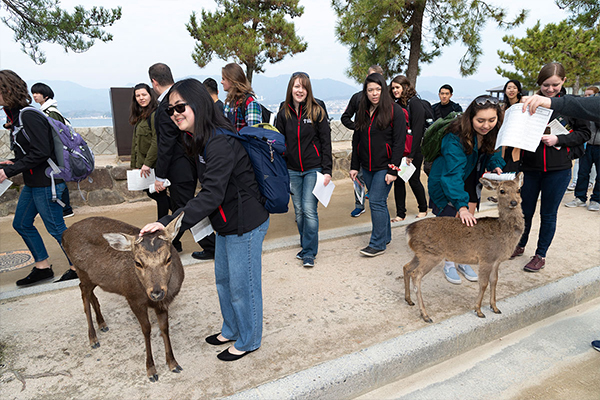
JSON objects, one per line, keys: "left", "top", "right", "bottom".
{"left": 103, "top": 233, "right": 136, "bottom": 252}
{"left": 479, "top": 177, "right": 498, "bottom": 191}
{"left": 515, "top": 172, "right": 524, "bottom": 188}
{"left": 161, "top": 212, "right": 185, "bottom": 242}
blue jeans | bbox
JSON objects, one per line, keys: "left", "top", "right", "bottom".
{"left": 362, "top": 169, "right": 393, "bottom": 250}
{"left": 214, "top": 217, "right": 269, "bottom": 352}
{"left": 13, "top": 183, "right": 68, "bottom": 262}
{"left": 289, "top": 168, "right": 320, "bottom": 259}
{"left": 574, "top": 144, "right": 599, "bottom": 203}
{"left": 518, "top": 169, "right": 571, "bottom": 257}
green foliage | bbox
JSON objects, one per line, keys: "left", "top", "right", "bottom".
{"left": 1, "top": 0, "right": 122, "bottom": 64}
{"left": 187, "top": 0, "right": 307, "bottom": 83}
{"left": 496, "top": 20, "right": 600, "bottom": 91}
{"left": 555, "top": 0, "right": 600, "bottom": 28}
{"left": 331, "top": 0, "right": 527, "bottom": 84}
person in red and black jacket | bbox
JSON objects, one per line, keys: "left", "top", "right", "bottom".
{"left": 275, "top": 72, "right": 332, "bottom": 268}
{"left": 513, "top": 63, "right": 590, "bottom": 273}
{"left": 350, "top": 73, "right": 406, "bottom": 257}
{"left": 0, "top": 70, "right": 76, "bottom": 286}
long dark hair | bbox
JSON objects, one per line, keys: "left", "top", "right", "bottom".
{"left": 129, "top": 83, "right": 158, "bottom": 125}
{"left": 389, "top": 75, "right": 417, "bottom": 107}
{"left": 446, "top": 95, "right": 503, "bottom": 155}
{"left": 502, "top": 79, "right": 522, "bottom": 106}
{"left": 0, "top": 70, "right": 31, "bottom": 109}
{"left": 536, "top": 62, "right": 566, "bottom": 96}
{"left": 168, "top": 78, "right": 234, "bottom": 157}
{"left": 356, "top": 73, "right": 393, "bottom": 130}
{"left": 283, "top": 73, "right": 324, "bottom": 122}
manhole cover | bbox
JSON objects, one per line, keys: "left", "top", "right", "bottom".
{"left": 0, "top": 250, "right": 34, "bottom": 273}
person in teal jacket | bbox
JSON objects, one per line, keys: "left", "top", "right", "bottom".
{"left": 428, "top": 95, "right": 505, "bottom": 284}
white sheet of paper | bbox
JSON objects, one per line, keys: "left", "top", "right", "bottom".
{"left": 397, "top": 157, "right": 417, "bottom": 182}
{"left": 353, "top": 179, "right": 365, "bottom": 205}
{"left": 312, "top": 171, "right": 335, "bottom": 207}
{"left": 127, "top": 169, "right": 156, "bottom": 191}
{"left": 548, "top": 119, "right": 569, "bottom": 136}
{"left": 495, "top": 104, "right": 553, "bottom": 153}
{"left": 0, "top": 179, "right": 13, "bottom": 197}
{"left": 190, "top": 217, "right": 214, "bottom": 242}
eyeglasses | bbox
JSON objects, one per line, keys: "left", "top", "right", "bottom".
{"left": 292, "top": 71, "right": 310, "bottom": 79}
{"left": 166, "top": 103, "right": 188, "bottom": 116}
{"left": 474, "top": 96, "right": 500, "bottom": 106}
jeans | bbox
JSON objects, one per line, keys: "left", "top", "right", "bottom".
{"left": 393, "top": 153, "right": 427, "bottom": 218}
{"left": 574, "top": 144, "right": 600, "bottom": 203}
{"left": 362, "top": 169, "right": 393, "bottom": 250}
{"left": 289, "top": 168, "right": 320, "bottom": 259}
{"left": 518, "top": 169, "right": 571, "bottom": 258}
{"left": 13, "top": 183, "right": 68, "bottom": 262}
{"left": 214, "top": 217, "right": 269, "bottom": 352}
{"left": 354, "top": 168, "right": 366, "bottom": 210}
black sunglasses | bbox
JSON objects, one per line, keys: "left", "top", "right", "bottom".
{"left": 166, "top": 103, "right": 189, "bottom": 116}
{"left": 474, "top": 96, "right": 500, "bottom": 106}
{"left": 292, "top": 71, "right": 310, "bottom": 79}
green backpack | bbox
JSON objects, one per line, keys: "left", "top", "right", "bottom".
{"left": 421, "top": 111, "right": 462, "bottom": 163}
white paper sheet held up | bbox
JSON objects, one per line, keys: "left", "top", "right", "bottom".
{"left": 397, "top": 157, "right": 417, "bottom": 182}
{"left": 0, "top": 179, "right": 13, "bottom": 197}
{"left": 312, "top": 171, "right": 335, "bottom": 207}
{"left": 353, "top": 179, "right": 365, "bottom": 205}
{"left": 495, "top": 104, "right": 553, "bottom": 152}
{"left": 190, "top": 217, "right": 214, "bottom": 242}
{"left": 127, "top": 169, "right": 156, "bottom": 191}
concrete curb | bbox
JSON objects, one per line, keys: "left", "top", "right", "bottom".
{"left": 223, "top": 265, "right": 600, "bottom": 400}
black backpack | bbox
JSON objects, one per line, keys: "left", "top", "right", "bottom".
{"left": 409, "top": 97, "right": 435, "bottom": 128}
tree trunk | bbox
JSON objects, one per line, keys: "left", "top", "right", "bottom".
{"left": 245, "top": 62, "right": 254, "bottom": 85}
{"left": 406, "top": 0, "right": 425, "bottom": 87}
{"left": 573, "top": 75, "right": 580, "bottom": 95}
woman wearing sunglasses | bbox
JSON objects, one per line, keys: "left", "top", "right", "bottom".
{"left": 512, "top": 62, "right": 590, "bottom": 272}
{"left": 129, "top": 83, "right": 170, "bottom": 220}
{"left": 350, "top": 73, "right": 406, "bottom": 257}
{"left": 221, "top": 63, "right": 262, "bottom": 131}
{"left": 141, "top": 79, "right": 269, "bottom": 362}
{"left": 428, "top": 95, "right": 505, "bottom": 284}
{"left": 275, "top": 72, "right": 332, "bottom": 268}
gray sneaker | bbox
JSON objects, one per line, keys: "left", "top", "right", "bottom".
{"left": 588, "top": 201, "right": 600, "bottom": 211}
{"left": 565, "top": 198, "right": 586, "bottom": 208}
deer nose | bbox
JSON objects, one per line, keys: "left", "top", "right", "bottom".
{"left": 150, "top": 288, "right": 165, "bottom": 301}
{"left": 510, "top": 200, "right": 518, "bottom": 207}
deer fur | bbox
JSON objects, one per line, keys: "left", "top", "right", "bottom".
{"left": 402, "top": 173, "right": 524, "bottom": 323}
{"left": 62, "top": 213, "right": 185, "bottom": 382}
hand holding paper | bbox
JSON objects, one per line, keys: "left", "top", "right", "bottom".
{"left": 312, "top": 171, "right": 335, "bottom": 207}
{"left": 495, "top": 104, "right": 553, "bottom": 153}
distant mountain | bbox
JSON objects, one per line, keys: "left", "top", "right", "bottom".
{"left": 25, "top": 80, "right": 111, "bottom": 118}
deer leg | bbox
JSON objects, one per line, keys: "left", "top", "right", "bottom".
{"left": 403, "top": 257, "right": 418, "bottom": 306}
{"left": 412, "top": 258, "right": 442, "bottom": 323}
{"left": 89, "top": 291, "right": 108, "bottom": 332}
{"left": 155, "top": 308, "right": 182, "bottom": 373}
{"left": 475, "top": 264, "right": 491, "bottom": 318}
{"left": 79, "top": 282, "right": 99, "bottom": 349}
{"left": 489, "top": 262, "right": 501, "bottom": 314}
{"left": 129, "top": 302, "right": 157, "bottom": 382}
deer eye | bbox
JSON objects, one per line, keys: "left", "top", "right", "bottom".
{"left": 134, "top": 261, "right": 143, "bottom": 269}
{"left": 500, "top": 189, "right": 505, "bottom": 194}
{"left": 166, "top": 256, "right": 172, "bottom": 264}
{"left": 517, "top": 189, "right": 521, "bottom": 193}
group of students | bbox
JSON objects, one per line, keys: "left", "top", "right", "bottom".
{"left": 0, "top": 59, "right": 596, "bottom": 361}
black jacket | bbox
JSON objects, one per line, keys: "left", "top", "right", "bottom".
{"left": 432, "top": 100, "right": 463, "bottom": 120}
{"left": 2, "top": 107, "right": 63, "bottom": 187}
{"left": 154, "top": 95, "right": 197, "bottom": 184}
{"left": 275, "top": 102, "right": 333, "bottom": 175}
{"left": 551, "top": 95, "right": 600, "bottom": 123}
{"left": 341, "top": 92, "right": 362, "bottom": 131}
{"left": 159, "top": 130, "right": 269, "bottom": 236}
{"left": 520, "top": 92, "right": 590, "bottom": 173}
{"left": 406, "top": 96, "right": 426, "bottom": 158}
{"left": 351, "top": 103, "right": 406, "bottom": 174}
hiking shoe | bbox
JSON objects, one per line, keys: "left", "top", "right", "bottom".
{"left": 523, "top": 255, "right": 545, "bottom": 272}
{"left": 510, "top": 246, "right": 525, "bottom": 259}
{"left": 296, "top": 251, "right": 303, "bottom": 260}
{"left": 16, "top": 266, "right": 54, "bottom": 286}
{"left": 302, "top": 257, "right": 314, "bottom": 268}
{"left": 56, "top": 268, "right": 78, "bottom": 282}
{"left": 565, "top": 198, "right": 586, "bottom": 208}
{"left": 588, "top": 201, "right": 600, "bottom": 211}
{"left": 567, "top": 181, "right": 576, "bottom": 191}
{"left": 360, "top": 246, "right": 385, "bottom": 257}
{"left": 457, "top": 264, "right": 478, "bottom": 282}
{"left": 351, "top": 207, "right": 365, "bottom": 217}
{"left": 592, "top": 340, "right": 600, "bottom": 352}
{"left": 443, "top": 262, "right": 461, "bottom": 285}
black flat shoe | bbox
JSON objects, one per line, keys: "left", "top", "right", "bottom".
{"left": 55, "top": 268, "right": 78, "bottom": 283}
{"left": 192, "top": 251, "right": 214, "bottom": 260}
{"left": 217, "top": 347, "right": 257, "bottom": 362}
{"left": 16, "top": 266, "right": 54, "bottom": 286}
{"left": 205, "top": 333, "right": 234, "bottom": 346}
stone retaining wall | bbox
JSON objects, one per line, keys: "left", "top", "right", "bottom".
{"left": 0, "top": 122, "right": 354, "bottom": 216}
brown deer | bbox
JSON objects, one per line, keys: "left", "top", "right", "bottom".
{"left": 402, "top": 173, "right": 524, "bottom": 323}
{"left": 62, "top": 213, "right": 185, "bottom": 382}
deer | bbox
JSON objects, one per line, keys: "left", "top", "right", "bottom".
{"left": 62, "top": 213, "right": 185, "bottom": 382}
{"left": 402, "top": 173, "right": 524, "bottom": 323}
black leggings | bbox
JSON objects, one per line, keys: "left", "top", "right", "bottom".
{"left": 393, "top": 153, "right": 428, "bottom": 218}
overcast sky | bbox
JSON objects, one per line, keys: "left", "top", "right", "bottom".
{"left": 0, "top": 0, "right": 569, "bottom": 89}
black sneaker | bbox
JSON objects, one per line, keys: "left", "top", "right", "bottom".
{"left": 360, "top": 246, "right": 385, "bottom": 257}
{"left": 63, "top": 210, "right": 75, "bottom": 218}
{"left": 55, "top": 268, "right": 78, "bottom": 282}
{"left": 16, "top": 266, "right": 54, "bottom": 286}
{"left": 192, "top": 251, "right": 214, "bottom": 260}
{"left": 302, "top": 257, "right": 314, "bottom": 268}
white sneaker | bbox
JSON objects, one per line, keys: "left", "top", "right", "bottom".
{"left": 567, "top": 181, "right": 576, "bottom": 191}
{"left": 565, "top": 198, "right": 586, "bottom": 208}
{"left": 588, "top": 201, "right": 600, "bottom": 212}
